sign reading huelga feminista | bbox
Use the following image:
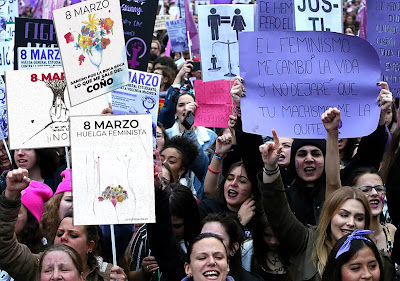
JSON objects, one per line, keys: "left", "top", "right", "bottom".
{"left": 70, "top": 114, "right": 155, "bottom": 225}
{"left": 52, "top": 0, "right": 129, "bottom": 106}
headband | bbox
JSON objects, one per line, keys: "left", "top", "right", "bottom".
{"left": 335, "top": 229, "right": 374, "bottom": 259}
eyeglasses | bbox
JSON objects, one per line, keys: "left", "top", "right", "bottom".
{"left": 358, "top": 185, "right": 386, "bottom": 195}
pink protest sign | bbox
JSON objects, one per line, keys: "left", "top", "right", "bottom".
{"left": 194, "top": 80, "right": 232, "bottom": 128}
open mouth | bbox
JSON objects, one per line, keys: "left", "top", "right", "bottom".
{"left": 369, "top": 199, "right": 380, "bottom": 209}
{"left": 203, "top": 270, "right": 220, "bottom": 280}
{"left": 227, "top": 189, "right": 238, "bottom": 198}
{"left": 341, "top": 229, "right": 354, "bottom": 236}
{"left": 304, "top": 167, "right": 316, "bottom": 174}
{"left": 278, "top": 154, "right": 285, "bottom": 161}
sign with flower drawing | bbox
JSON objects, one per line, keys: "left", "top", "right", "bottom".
{"left": 70, "top": 114, "right": 155, "bottom": 225}
{"left": 53, "top": 0, "right": 129, "bottom": 106}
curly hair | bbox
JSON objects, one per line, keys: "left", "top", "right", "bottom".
{"left": 161, "top": 136, "right": 199, "bottom": 174}
{"left": 18, "top": 207, "right": 43, "bottom": 254}
{"left": 41, "top": 193, "right": 63, "bottom": 243}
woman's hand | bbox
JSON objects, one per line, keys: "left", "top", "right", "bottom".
{"left": 141, "top": 256, "right": 160, "bottom": 276}
{"left": 110, "top": 266, "right": 127, "bottom": 281}
{"left": 215, "top": 133, "right": 233, "bottom": 155}
{"left": 228, "top": 115, "right": 238, "bottom": 144}
{"left": 377, "top": 81, "right": 393, "bottom": 126}
{"left": 5, "top": 168, "right": 30, "bottom": 200}
{"left": 184, "top": 102, "right": 198, "bottom": 116}
{"left": 237, "top": 198, "right": 256, "bottom": 226}
{"left": 259, "top": 130, "right": 282, "bottom": 169}
{"left": 174, "top": 61, "right": 193, "bottom": 84}
{"left": 321, "top": 107, "right": 341, "bottom": 133}
{"left": 153, "top": 150, "right": 162, "bottom": 189}
{"left": 231, "top": 76, "right": 245, "bottom": 108}
{"left": 101, "top": 105, "right": 113, "bottom": 115}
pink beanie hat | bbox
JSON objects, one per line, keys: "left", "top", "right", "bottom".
{"left": 54, "top": 169, "right": 72, "bottom": 196}
{"left": 21, "top": 181, "right": 53, "bottom": 223}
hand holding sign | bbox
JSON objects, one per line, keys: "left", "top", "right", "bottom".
{"left": 377, "top": 82, "right": 393, "bottom": 126}
{"left": 230, "top": 76, "right": 245, "bottom": 108}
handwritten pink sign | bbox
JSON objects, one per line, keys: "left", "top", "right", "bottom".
{"left": 194, "top": 80, "right": 232, "bottom": 128}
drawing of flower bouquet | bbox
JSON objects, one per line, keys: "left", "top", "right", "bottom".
{"left": 98, "top": 185, "right": 128, "bottom": 207}
{"left": 64, "top": 14, "right": 114, "bottom": 69}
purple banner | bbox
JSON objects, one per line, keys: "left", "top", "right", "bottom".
{"left": 257, "top": 0, "right": 294, "bottom": 31}
{"left": 239, "top": 31, "right": 381, "bottom": 138}
{"left": 367, "top": 0, "right": 400, "bottom": 97}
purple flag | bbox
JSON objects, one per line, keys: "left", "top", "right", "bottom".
{"left": 357, "top": 0, "right": 367, "bottom": 39}
{"left": 184, "top": 0, "right": 200, "bottom": 56}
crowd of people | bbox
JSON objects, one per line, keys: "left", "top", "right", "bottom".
{"left": 0, "top": 0, "right": 399, "bottom": 281}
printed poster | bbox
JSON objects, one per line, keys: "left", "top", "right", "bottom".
{"left": 165, "top": 18, "right": 188, "bottom": 53}
{"left": 198, "top": 4, "right": 254, "bottom": 82}
{"left": 367, "top": 0, "right": 400, "bottom": 97}
{"left": 53, "top": 0, "right": 129, "bottom": 106}
{"left": 6, "top": 68, "right": 108, "bottom": 149}
{"left": 18, "top": 46, "right": 62, "bottom": 69}
{"left": 294, "top": 0, "right": 342, "bottom": 32}
{"left": 70, "top": 114, "right": 154, "bottom": 225}
{"left": 14, "top": 18, "right": 58, "bottom": 70}
{"left": 0, "top": 76, "right": 7, "bottom": 139}
{"left": 239, "top": 31, "right": 381, "bottom": 138}
{"left": 111, "top": 70, "right": 160, "bottom": 126}
{"left": 121, "top": 0, "right": 158, "bottom": 71}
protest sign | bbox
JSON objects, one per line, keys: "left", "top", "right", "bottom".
{"left": 195, "top": 0, "right": 210, "bottom": 14}
{"left": 198, "top": 4, "right": 254, "bottom": 82}
{"left": 112, "top": 70, "right": 160, "bottom": 149}
{"left": 166, "top": 18, "right": 188, "bottom": 53}
{"left": 0, "top": 40, "right": 12, "bottom": 75}
{"left": 53, "top": 0, "right": 129, "bottom": 106}
{"left": 70, "top": 114, "right": 154, "bottom": 225}
{"left": 239, "top": 31, "right": 381, "bottom": 138}
{"left": 14, "top": 18, "right": 58, "bottom": 70}
{"left": 6, "top": 68, "right": 108, "bottom": 149}
{"left": 0, "top": 76, "right": 7, "bottom": 139}
{"left": 294, "top": 0, "right": 342, "bottom": 32}
{"left": 257, "top": 0, "right": 294, "bottom": 31}
{"left": 18, "top": 46, "right": 62, "bottom": 69}
{"left": 193, "top": 80, "right": 232, "bottom": 128}
{"left": 121, "top": 0, "right": 158, "bottom": 72}
{"left": 367, "top": 0, "right": 400, "bottom": 97}
{"left": 154, "top": 15, "right": 172, "bottom": 31}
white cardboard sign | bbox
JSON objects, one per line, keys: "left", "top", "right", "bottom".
{"left": 70, "top": 114, "right": 155, "bottom": 225}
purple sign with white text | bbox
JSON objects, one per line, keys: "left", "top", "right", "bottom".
{"left": 367, "top": 0, "right": 400, "bottom": 97}
{"left": 239, "top": 31, "right": 381, "bottom": 138}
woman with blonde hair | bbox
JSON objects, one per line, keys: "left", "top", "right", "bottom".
{"left": 259, "top": 128, "right": 373, "bottom": 281}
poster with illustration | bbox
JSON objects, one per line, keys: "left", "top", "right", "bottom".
{"left": 121, "top": 0, "right": 158, "bottom": 71}
{"left": 165, "top": 18, "right": 188, "bottom": 53}
{"left": 14, "top": 18, "right": 58, "bottom": 70}
{"left": 198, "top": 4, "right": 254, "bottom": 82}
{"left": 53, "top": 0, "right": 129, "bottom": 106}
{"left": 6, "top": 68, "right": 109, "bottom": 149}
{"left": 0, "top": 76, "right": 7, "bottom": 140}
{"left": 70, "top": 114, "right": 154, "bottom": 225}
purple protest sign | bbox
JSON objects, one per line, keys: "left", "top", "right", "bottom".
{"left": 239, "top": 31, "right": 381, "bottom": 139}
{"left": 257, "top": 0, "right": 294, "bottom": 31}
{"left": 367, "top": 0, "right": 400, "bottom": 97}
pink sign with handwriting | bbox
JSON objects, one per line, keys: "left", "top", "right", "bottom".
{"left": 194, "top": 80, "right": 232, "bottom": 128}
